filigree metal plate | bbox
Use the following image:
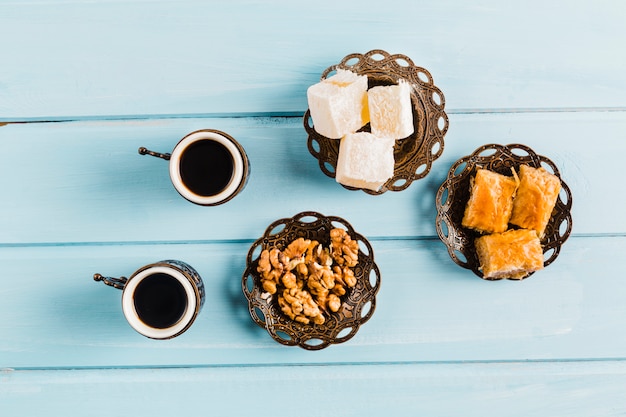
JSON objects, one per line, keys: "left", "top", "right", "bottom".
{"left": 304, "top": 49, "right": 449, "bottom": 195}
{"left": 242, "top": 211, "right": 381, "bottom": 350}
{"left": 435, "top": 144, "right": 573, "bottom": 280}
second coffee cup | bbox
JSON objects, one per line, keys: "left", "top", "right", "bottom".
{"left": 139, "top": 129, "right": 249, "bottom": 206}
{"left": 94, "top": 259, "right": 205, "bottom": 339}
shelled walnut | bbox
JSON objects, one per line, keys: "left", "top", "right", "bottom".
{"left": 330, "top": 227, "right": 359, "bottom": 267}
{"left": 256, "top": 228, "right": 359, "bottom": 325}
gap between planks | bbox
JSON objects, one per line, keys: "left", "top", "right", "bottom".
{"left": 1, "top": 107, "right": 625, "bottom": 125}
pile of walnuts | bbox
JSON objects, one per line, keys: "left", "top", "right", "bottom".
{"left": 256, "top": 228, "right": 359, "bottom": 325}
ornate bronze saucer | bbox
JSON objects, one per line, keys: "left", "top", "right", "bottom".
{"left": 304, "top": 49, "right": 449, "bottom": 195}
{"left": 435, "top": 144, "right": 573, "bottom": 280}
{"left": 242, "top": 211, "right": 381, "bottom": 349}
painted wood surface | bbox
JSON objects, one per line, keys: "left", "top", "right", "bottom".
{"left": 1, "top": 236, "right": 625, "bottom": 369}
{"left": 2, "top": 361, "right": 626, "bottom": 417}
{"left": 1, "top": 0, "right": 625, "bottom": 415}
{"left": 1, "top": 111, "right": 624, "bottom": 245}
{"left": 1, "top": 0, "right": 625, "bottom": 120}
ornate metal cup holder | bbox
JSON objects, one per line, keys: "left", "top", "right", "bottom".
{"left": 304, "top": 49, "right": 449, "bottom": 195}
{"left": 435, "top": 144, "right": 573, "bottom": 280}
{"left": 242, "top": 211, "right": 381, "bottom": 350}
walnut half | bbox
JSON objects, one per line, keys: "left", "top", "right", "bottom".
{"left": 256, "top": 228, "right": 360, "bottom": 324}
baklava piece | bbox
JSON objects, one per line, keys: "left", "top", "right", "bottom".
{"left": 461, "top": 169, "right": 519, "bottom": 234}
{"left": 509, "top": 164, "right": 562, "bottom": 237}
{"left": 475, "top": 229, "right": 544, "bottom": 279}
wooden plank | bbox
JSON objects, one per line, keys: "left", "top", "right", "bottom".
{"left": 0, "top": 111, "right": 624, "bottom": 245}
{"left": 1, "top": 236, "right": 624, "bottom": 368}
{"left": 0, "top": 0, "right": 623, "bottom": 412}
{"left": 1, "top": 0, "right": 625, "bottom": 120}
{"left": 2, "top": 361, "right": 626, "bottom": 416}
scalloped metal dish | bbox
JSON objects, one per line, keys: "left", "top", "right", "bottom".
{"left": 242, "top": 211, "right": 381, "bottom": 350}
{"left": 435, "top": 144, "right": 573, "bottom": 280}
{"left": 304, "top": 49, "right": 449, "bottom": 195}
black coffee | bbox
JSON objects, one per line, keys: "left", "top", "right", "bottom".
{"left": 133, "top": 273, "right": 188, "bottom": 329}
{"left": 179, "top": 139, "right": 234, "bottom": 196}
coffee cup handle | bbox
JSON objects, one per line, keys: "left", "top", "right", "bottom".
{"left": 93, "top": 273, "right": 128, "bottom": 290}
{"left": 138, "top": 147, "right": 171, "bottom": 161}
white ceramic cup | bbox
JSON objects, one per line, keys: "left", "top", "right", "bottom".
{"left": 139, "top": 129, "right": 249, "bottom": 206}
{"left": 94, "top": 260, "right": 205, "bottom": 340}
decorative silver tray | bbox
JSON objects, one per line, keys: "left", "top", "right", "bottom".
{"left": 435, "top": 144, "right": 573, "bottom": 280}
{"left": 242, "top": 211, "right": 381, "bottom": 349}
{"left": 304, "top": 49, "right": 449, "bottom": 195}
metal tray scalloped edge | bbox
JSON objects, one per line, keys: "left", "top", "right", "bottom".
{"left": 435, "top": 143, "right": 573, "bottom": 280}
{"left": 242, "top": 211, "right": 381, "bottom": 350}
{"left": 304, "top": 49, "right": 449, "bottom": 195}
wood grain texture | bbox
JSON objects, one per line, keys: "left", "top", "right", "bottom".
{"left": 2, "top": 361, "right": 626, "bottom": 417}
{"left": 1, "top": 236, "right": 624, "bottom": 369}
{"left": 1, "top": 111, "right": 624, "bottom": 245}
{"left": 1, "top": 0, "right": 625, "bottom": 414}
{"left": 1, "top": 0, "right": 625, "bottom": 120}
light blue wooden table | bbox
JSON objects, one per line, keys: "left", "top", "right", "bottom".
{"left": 2, "top": 1, "right": 626, "bottom": 415}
